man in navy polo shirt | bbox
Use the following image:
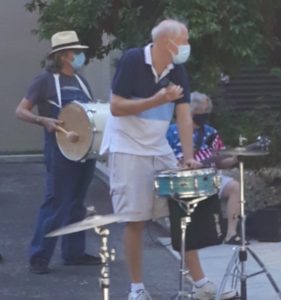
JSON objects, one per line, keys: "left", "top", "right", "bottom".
{"left": 100, "top": 19, "right": 202, "bottom": 300}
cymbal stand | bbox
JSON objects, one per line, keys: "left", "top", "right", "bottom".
{"left": 215, "top": 156, "right": 281, "bottom": 300}
{"left": 171, "top": 196, "right": 207, "bottom": 300}
{"left": 95, "top": 227, "right": 116, "bottom": 300}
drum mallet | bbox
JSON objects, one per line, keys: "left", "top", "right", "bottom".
{"left": 56, "top": 126, "right": 79, "bottom": 143}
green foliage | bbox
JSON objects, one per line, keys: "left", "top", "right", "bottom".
{"left": 25, "top": 0, "right": 281, "bottom": 91}
{"left": 25, "top": 0, "right": 123, "bottom": 58}
{"left": 111, "top": 0, "right": 166, "bottom": 49}
{"left": 271, "top": 67, "right": 281, "bottom": 78}
{"left": 162, "top": 0, "right": 268, "bottom": 92}
{"left": 211, "top": 95, "right": 281, "bottom": 168}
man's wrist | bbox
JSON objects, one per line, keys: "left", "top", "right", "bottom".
{"left": 35, "top": 116, "right": 43, "bottom": 125}
{"left": 184, "top": 155, "right": 194, "bottom": 162}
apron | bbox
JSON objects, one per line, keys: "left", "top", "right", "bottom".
{"left": 30, "top": 73, "right": 96, "bottom": 263}
{"left": 44, "top": 73, "right": 92, "bottom": 160}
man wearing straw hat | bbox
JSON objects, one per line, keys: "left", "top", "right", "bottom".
{"left": 16, "top": 31, "right": 101, "bottom": 274}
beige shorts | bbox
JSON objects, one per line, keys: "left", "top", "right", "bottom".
{"left": 108, "top": 152, "right": 178, "bottom": 222}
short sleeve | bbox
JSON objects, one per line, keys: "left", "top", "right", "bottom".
{"left": 111, "top": 49, "right": 138, "bottom": 98}
{"left": 25, "top": 71, "right": 48, "bottom": 105}
{"left": 170, "top": 65, "right": 190, "bottom": 105}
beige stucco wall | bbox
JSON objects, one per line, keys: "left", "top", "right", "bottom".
{"left": 0, "top": 1, "right": 113, "bottom": 153}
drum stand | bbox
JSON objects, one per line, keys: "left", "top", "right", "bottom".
{"left": 215, "top": 157, "right": 281, "bottom": 300}
{"left": 94, "top": 227, "right": 116, "bottom": 300}
{"left": 171, "top": 196, "right": 207, "bottom": 300}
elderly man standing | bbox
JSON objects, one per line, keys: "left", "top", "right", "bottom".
{"left": 100, "top": 19, "right": 202, "bottom": 300}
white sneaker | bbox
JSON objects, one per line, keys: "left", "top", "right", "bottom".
{"left": 193, "top": 281, "right": 236, "bottom": 299}
{"left": 128, "top": 289, "right": 152, "bottom": 300}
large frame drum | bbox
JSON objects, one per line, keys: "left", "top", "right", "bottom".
{"left": 56, "top": 101, "right": 109, "bottom": 161}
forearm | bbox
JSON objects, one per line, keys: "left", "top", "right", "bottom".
{"left": 16, "top": 107, "right": 43, "bottom": 125}
{"left": 176, "top": 104, "right": 194, "bottom": 161}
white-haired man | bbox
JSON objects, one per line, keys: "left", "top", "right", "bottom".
{"left": 100, "top": 19, "right": 201, "bottom": 300}
{"left": 101, "top": 19, "right": 236, "bottom": 300}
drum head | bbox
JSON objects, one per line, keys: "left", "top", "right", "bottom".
{"left": 56, "top": 102, "right": 93, "bottom": 161}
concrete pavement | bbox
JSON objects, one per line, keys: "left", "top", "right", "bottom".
{"left": 0, "top": 161, "right": 183, "bottom": 300}
{"left": 0, "top": 159, "right": 281, "bottom": 299}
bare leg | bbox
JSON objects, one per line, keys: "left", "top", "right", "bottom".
{"left": 185, "top": 250, "right": 205, "bottom": 281}
{"left": 222, "top": 180, "right": 240, "bottom": 240}
{"left": 124, "top": 221, "right": 146, "bottom": 283}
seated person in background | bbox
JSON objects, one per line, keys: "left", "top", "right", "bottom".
{"left": 167, "top": 91, "right": 242, "bottom": 244}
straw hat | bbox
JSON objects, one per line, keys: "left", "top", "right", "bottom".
{"left": 49, "top": 31, "right": 88, "bottom": 55}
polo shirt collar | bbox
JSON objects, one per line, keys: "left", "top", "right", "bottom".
{"left": 144, "top": 43, "right": 174, "bottom": 83}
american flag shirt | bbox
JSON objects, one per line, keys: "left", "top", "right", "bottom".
{"left": 166, "top": 123, "right": 225, "bottom": 164}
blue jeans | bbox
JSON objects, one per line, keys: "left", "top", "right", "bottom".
{"left": 29, "top": 145, "right": 95, "bottom": 264}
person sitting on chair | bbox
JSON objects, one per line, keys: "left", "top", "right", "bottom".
{"left": 167, "top": 91, "right": 242, "bottom": 244}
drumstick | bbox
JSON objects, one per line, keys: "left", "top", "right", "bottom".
{"left": 56, "top": 126, "right": 79, "bottom": 143}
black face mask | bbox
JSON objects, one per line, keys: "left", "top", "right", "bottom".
{"left": 193, "top": 113, "right": 209, "bottom": 127}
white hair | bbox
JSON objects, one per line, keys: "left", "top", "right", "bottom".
{"left": 151, "top": 19, "right": 187, "bottom": 41}
{"left": 190, "top": 91, "right": 213, "bottom": 113}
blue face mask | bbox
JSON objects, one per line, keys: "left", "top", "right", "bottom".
{"left": 170, "top": 41, "right": 191, "bottom": 65}
{"left": 71, "top": 52, "right": 86, "bottom": 70}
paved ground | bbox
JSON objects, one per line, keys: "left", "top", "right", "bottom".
{"left": 0, "top": 160, "right": 281, "bottom": 300}
{"left": 0, "top": 162, "right": 184, "bottom": 300}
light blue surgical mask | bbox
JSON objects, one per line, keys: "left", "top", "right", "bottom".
{"left": 169, "top": 41, "right": 191, "bottom": 65}
{"left": 71, "top": 52, "right": 86, "bottom": 70}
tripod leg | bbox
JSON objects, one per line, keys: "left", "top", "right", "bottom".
{"left": 240, "top": 277, "right": 247, "bottom": 300}
{"left": 239, "top": 248, "right": 248, "bottom": 300}
{"left": 247, "top": 247, "right": 281, "bottom": 299}
{"left": 170, "top": 211, "right": 193, "bottom": 299}
{"left": 216, "top": 248, "right": 240, "bottom": 300}
{"left": 178, "top": 216, "right": 192, "bottom": 299}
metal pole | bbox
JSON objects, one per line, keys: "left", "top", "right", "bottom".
{"left": 95, "top": 227, "right": 115, "bottom": 300}
{"left": 239, "top": 159, "right": 247, "bottom": 300}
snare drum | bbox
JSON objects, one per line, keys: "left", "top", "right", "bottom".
{"left": 56, "top": 101, "right": 109, "bottom": 161}
{"left": 154, "top": 168, "right": 220, "bottom": 198}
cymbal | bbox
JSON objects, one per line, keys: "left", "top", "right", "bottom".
{"left": 219, "top": 147, "right": 269, "bottom": 157}
{"left": 45, "top": 213, "right": 137, "bottom": 237}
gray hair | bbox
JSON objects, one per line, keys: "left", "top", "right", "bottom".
{"left": 45, "top": 51, "right": 67, "bottom": 72}
{"left": 190, "top": 91, "right": 213, "bottom": 113}
{"left": 151, "top": 19, "right": 187, "bottom": 41}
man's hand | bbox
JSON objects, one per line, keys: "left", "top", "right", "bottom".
{"left": 154, "top": 85, "right": 183, "bottom": 104}
{"left": 37, "top": 117, "right": 64, "bottom": 133}
{"left": 184, "top": 158, "right": 202, "bottom": 169}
